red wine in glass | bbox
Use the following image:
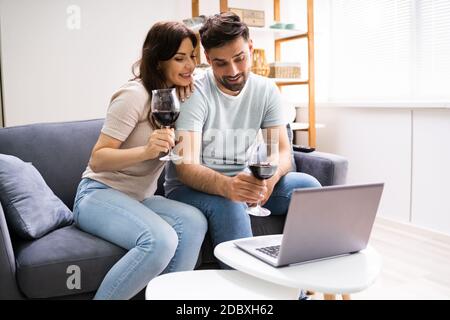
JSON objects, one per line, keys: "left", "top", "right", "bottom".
{"left": 246, "top": 142, "right": 279, "bottom": 217}
{"left": 152, "top": 111, "right": 180, "bottom": 127}
{"left": 151, "top": 88, "right": 182, "bottom": 161}
{"left": 249, "top": 162, "right": 278, "bottom": 180}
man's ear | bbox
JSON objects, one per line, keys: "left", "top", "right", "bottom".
{"left": 204, "top": 50, "right": 211, "bottom": 65}
{"left": 248, "top": 39, "right": 254, "bottom": 55}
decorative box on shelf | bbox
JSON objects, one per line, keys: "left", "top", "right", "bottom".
{"left": 268, "top": 62, "right": 301, "bottom": 79}
{"left": 229, "top": 7, "right": 265, "bottom": 27}
{"left": 251, "top": 48, "right": 270, "bottom": 77}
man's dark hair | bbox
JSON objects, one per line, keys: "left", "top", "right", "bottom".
{"left": 199, "top": 12, "right": 249, "bottom": 50}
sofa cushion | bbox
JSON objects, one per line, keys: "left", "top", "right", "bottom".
{"left": 0, "top": 154, "right": 74, "bottom": 239}
{"left": 0, "top": 119, "right": 104, "bottom": 210}
{"left": 14, "top": 225, "right": 126, "bottom": 299}
{"left": 286, "top": 123, "right": 297, "bottom": 172}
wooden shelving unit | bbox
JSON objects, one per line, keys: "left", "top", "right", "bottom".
{"left": 273, "top": 0, "right": 316, "bottom": 147}
{"left": 191, "top": 0, "right": 317, "bottom": 147}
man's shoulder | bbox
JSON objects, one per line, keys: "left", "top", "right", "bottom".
{"left": 244, "top": 73, "right": 278, "bottom": 101}
{"left": 249, "top": 72, "right": 274, "bottom": 88}
{"left": 193, "top": 69, "right": 211, "bottom": 89}
{"left": 179, "top": 70, "right": 212, "bottom": 114}
{"left": 178, "top": 72, "right": 209, "bottom": 119}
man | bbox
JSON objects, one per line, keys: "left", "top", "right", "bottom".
{"left": 165, "top": 12, "right": 321, "bottom": 252}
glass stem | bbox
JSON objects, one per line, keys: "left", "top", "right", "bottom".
{"left": 166, "top": 126, "right": 174, "bottom": 156}
{"left": 256, "top": 191, "right": 263, "bottom": 207}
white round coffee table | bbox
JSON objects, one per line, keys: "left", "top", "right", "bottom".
{"left": 214, "top": 237, "right": 382, "bottom": 298}
{"left": 145, "top": 269, "right": 300, "bottom": 300}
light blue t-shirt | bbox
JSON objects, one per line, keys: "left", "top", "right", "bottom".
{"left": 164, "top": 69, "right": 287, "bottom": 195}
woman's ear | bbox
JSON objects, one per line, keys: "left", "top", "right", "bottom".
{"left": 157, "top": 60, "right": 166, "bottom": 71}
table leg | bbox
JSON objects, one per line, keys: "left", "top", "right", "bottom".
{"left": 323, "top": 293, "right": 351, "bottom": 300}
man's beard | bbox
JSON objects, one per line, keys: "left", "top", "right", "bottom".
{"left": 216, "top": 72, "right": 249, "bottom": 93}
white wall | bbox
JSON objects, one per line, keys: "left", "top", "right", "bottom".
{"left": 411, "top": 109, "right": 450, "bottom": 234}
{"left": 0, "top": 0, "right": 281, "bottom": 126}
{"left": 0, "top": 0, "right": 191, "bottom": 126}
{"left": 298, "top": 106, "right": 450, "bottom": 235}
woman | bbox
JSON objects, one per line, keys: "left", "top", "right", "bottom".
{"left": 73, "top": 22, "right": 207, "bottom": 300}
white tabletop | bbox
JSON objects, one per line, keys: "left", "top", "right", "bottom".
{"left": 214, "top": 237, "right": 382, "bottom": 294}
{"left": 145, "top": 270, "right": 300, "bottom": 300}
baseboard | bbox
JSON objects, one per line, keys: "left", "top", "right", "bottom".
{"left": 374, "top": 216, "right": 450, "bottom": 246}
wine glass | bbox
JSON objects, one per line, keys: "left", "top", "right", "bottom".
{"left": 151, "top": 88, "right": 182, "bottom": 161}
{"left": 246, "top": 141, "right": 279, "bottom": 217}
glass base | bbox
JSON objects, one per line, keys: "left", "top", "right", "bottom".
{"left": 159, "top": 153, "right": 183, "bottom": 162}
{"left": 246, "top": 205, "right": 271, "bottom": 217}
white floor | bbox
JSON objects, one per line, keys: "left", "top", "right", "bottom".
{"left": 321, "top": 218, "right": 450, "bottom": 300}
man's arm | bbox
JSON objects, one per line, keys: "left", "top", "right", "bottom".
{"left": 175, "top": 130, "right": 266, "bottom": 203}
{"left": 260, "top": 80, "right": 292, "bottom": 185}
{"left": 175, "top": 130, "right": 228, "bottom": 196}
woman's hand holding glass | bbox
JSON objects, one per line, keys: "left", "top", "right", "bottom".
{"left": 144, "top": 128, "right": 175, "bottom": 160}
{"left": 151, "top": 88, "right": 182, "bottom": 161}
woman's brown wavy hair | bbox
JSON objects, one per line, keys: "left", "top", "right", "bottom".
{"left": 132, "top": 21, "right": 197, "bottom": 128}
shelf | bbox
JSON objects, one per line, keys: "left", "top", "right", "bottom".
{"left": 193, "top": 70, "right": 309, "bottom": 87}
{"left": 269, "top": 78, "right": 309, "bottom": 86}
{"left": 290, "top": 122, "right": 325, "bottom": 131}
{"left": 192, "top": 26, "right": 307, "bottom": 42}
{"left": 191, "top": 0, "right": 317, "bottom": 147}
{"left": 249, "top": 26, "right": 308, "bottom": 42}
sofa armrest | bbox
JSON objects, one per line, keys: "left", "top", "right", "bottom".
{"left": 294, "top": 151, "right": 348, "bottom": 186}
{"left": 0, "top": 202, "right": 24, "bottom": 299}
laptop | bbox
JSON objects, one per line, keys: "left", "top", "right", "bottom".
{"left": 234, "top": 183, "right": 384, "bottom": 267}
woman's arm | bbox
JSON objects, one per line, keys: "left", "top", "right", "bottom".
{"left": 89, "top": 129, "right": 175, "bottom": 173}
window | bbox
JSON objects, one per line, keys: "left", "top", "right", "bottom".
{"left": 328, "top": 0, "right": 450, "bottom": 102}
{"left": 416, "top": 0, "right": 450, "bottom": 100}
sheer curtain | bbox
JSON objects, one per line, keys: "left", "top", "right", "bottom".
{"left": 328, "top": 0, "right": 450, "bottom": 102}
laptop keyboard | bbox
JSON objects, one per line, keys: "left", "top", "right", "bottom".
{"left": 256, "top": 245, "right": 280, "bottom": 258}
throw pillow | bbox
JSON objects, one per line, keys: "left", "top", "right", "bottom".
{"left": 0, "top": 154, "right": 73, "bottom": 239}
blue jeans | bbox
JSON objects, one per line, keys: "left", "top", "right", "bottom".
{"left": 167, "top": 172, "right": 321, "bottom": 250}
{"left": 73, "top": 178, "right": 207, "bottom": 300}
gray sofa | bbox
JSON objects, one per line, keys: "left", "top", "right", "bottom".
{"left": 0, "top": 119, "right": 348, "bottom": 299}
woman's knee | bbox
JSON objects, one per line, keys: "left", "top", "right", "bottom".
{"left": 169, "top": 201, "right": 208, "bottom": 235}
{"left": 137, "top": 224, "right": 178, "bottom": 259}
